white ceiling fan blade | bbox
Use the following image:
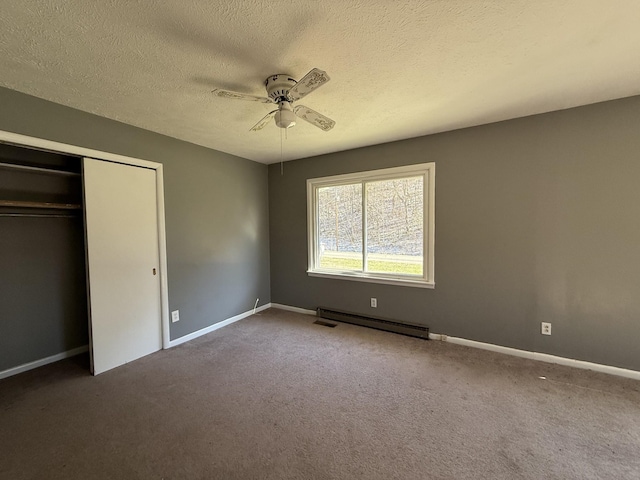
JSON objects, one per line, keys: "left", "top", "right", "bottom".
{"left": 250, "top": 110, "right": 278, "bottom": 131}
{"left": 288, "top": 68, "right": 330, "bottom": 101}
{"left": 293, "top": 105, "right": 335, "bottom": 131}
{"left": 212, "top": 89, "right": 273, "bottom": 104}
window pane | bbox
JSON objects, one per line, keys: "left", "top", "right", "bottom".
{"left": 366, "top": 177, "right": 423, "bottom": 276}
{"left": 317, "top": 183, "right": 363, "bottom": 271}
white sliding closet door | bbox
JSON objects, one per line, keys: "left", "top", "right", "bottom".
{"left": 83, "top": 158, "right": 162, "bottom": 375}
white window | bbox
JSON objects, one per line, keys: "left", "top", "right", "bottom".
{"left": 307, "top": 163, "right": 435, "bottom": 288}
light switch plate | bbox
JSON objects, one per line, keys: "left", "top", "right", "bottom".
{"left": 171, "top": 310, "right": 180, "bottom": 323}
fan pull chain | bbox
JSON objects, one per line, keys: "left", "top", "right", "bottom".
{"left": 280, "top": 126, "right": 284, "bottom": 175}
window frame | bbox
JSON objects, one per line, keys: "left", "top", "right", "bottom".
{"left": 306, "top": 163, "right": 435, "bottom": 288}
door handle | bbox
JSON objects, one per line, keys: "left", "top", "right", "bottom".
{"left": 153, "top": 268, "right": 157, "bottom": 275}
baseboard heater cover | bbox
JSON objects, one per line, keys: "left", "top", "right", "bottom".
{"left": 316, "top": 307, "right": 429, "bottom": 339}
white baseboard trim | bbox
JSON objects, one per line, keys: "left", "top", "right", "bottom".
{"left": 270, "top": 303, "right": 316, "bottom": 315}
{"left": 168, "top": 303, "right": 272, "bottom": 348}
{"left": 429, "top": 333, "right": 640, "bottom": 381}
{"left": 0, "top": 345, "right": 89, "bottom": 380}
{"left": 210, "top": 302, "right": 640, "bottom": 381}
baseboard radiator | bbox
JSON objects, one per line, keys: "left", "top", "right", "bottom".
{"left": 316, "top": 307, "right": 429, "bottom": 339}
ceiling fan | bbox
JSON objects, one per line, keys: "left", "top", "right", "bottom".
{"left": 212, "top": 68, "right": 335, "bottom": 132}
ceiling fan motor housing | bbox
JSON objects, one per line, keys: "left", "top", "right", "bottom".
{"left": 265, "top": 74, "right": 297, "bottom": 102}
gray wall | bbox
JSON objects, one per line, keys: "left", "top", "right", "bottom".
{"left": 0, "top": 87, "right": 271, "bottom": 368}
{"left": 269, "top": 95, "right": 640, "bottom": 371}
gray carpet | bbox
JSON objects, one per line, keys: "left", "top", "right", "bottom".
{"left": 1, "top": 308, "right": 639, "bottom": 479}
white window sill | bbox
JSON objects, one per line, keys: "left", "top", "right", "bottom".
{"left": 307, "top": 270, "right": 435, "bottom": 289}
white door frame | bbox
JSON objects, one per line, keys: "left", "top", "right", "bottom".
{"left": 0, "top": 129, "right": 171, "bottom": 349}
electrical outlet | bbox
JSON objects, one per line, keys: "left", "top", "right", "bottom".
{"left": 541, "top": 322, "right": 551, "bottom": 335}
{"left": 171, "top": 310, "right": 180, "bottom": 323}
{"left": 371, "top": 298, "right": 377, "bottom": 308}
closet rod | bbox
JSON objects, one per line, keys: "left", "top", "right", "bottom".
{"left": 0, "top": 213, "right": 79, "bottom": 218}
{"left": 0, "top": 161, "right": 80, "bottom": 176}
{"left": 0, "top": 200, "right": 82, "bottom": 210}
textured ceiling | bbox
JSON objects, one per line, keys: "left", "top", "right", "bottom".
{"left": 2, "top": 1, "right": 640, "bottom": 164}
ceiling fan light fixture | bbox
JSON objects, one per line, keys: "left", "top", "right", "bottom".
{"left": 275, "top": 104, "right": 296, "bottom": 128}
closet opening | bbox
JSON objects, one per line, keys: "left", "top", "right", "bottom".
{"left": 0, "top": 142, "right": 89, "bottom": 376}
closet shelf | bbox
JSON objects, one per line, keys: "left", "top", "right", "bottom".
{"left": 0, "top": 161, "right": 80, "bottom": 176}
{"left": 0, "top": 200, "right": 82, "bottom": 210}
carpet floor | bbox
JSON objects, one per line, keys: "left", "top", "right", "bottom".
{"left": 1, "top": 308, "right": 639, "bottom": 479}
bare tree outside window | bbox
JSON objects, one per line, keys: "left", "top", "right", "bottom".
{"left": 317, "top": 183, "right": 362, "bottom": 271}
{"left": 366, "top": 177, "right": 423, "bottom": 275}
